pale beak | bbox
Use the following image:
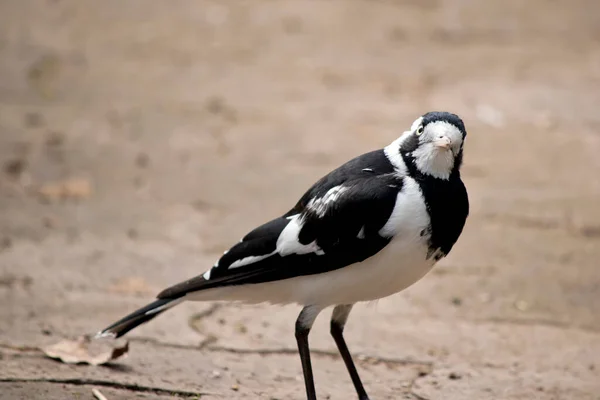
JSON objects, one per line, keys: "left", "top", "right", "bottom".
{"left": 434, "top": 136, "right": 452, "bottom": 149}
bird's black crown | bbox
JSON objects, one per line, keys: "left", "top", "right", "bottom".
{"left": 421, "top": 111, "right": 467, "bottom": 137}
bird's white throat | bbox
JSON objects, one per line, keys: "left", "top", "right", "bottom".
{"left": 412, "top": 143, "right": 455, "bottom": 180}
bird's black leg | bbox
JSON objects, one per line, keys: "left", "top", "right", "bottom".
{"left": 331, "top": 304, "right": 369, "bottom": 400}
{"left": 295, "top": 305, "right": 323, "bottom": 400}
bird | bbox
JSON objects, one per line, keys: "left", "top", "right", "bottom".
{"left": 97, "top": 111, "right": 469, "bottom": 400}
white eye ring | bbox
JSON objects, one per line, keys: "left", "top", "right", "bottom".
{"left": 416, "top": 125, "right": 424, "bottom": 135}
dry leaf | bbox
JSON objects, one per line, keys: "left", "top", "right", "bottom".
{"left": 41, "top": 335, "right": 128, "bottom": 365}
{"left": 38, "top": 177, "right": 93, "bottom": 201}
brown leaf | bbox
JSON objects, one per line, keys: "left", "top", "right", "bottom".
{"left": 38, "top": 177, "right": 93, "bottom": 202}
{"left": 41, "top": 335, "right": 128, "bottom": 365}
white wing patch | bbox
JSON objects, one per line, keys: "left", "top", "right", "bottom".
{"left": 276, "top": 214, "right": 325, "bottom": 256}
{"left": 204, "top": 213, "right": 327, "bottom": 281}
{"left": 203, "top": 269, "right": 212, "bottom": 280}
{"left": 228, "top": 252, "right": 277, "bottom": 269}
{"left": 202, "top": 248, "right": 278, "bottom": 281}
{"left": 306, "top": 185, "right": 348, "bottom": 218}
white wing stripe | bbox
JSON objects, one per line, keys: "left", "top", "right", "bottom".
{"left": 228, "top": 252, "right": 277, "bottom": 269}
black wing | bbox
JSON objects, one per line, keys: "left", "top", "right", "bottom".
{"left": 287, "top": 149, "right": 395, "bottom": 215}
{"left": 158, "top": 150, "right": 401, "bottom": 299}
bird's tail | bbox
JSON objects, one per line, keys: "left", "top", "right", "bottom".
{"left": 96, "top": 297, "right": 183, "bottom": 339}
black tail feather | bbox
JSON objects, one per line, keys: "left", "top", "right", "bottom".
{"left": 96, "top": 298, "right": 181, "bottom": 339}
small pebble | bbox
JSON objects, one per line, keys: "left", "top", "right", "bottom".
{"left": 448, "top": 372, "right": 462, "bottom": 380}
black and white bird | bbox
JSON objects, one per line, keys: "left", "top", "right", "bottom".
{"left": 98, "top": 111, "right": 469, "bottom": 400}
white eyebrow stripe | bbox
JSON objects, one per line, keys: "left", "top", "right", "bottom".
{"left": 410, "top": 116, "right": 424, "bottom": 132}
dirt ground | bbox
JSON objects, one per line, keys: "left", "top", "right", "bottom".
{"left": 1, "top": 1, "right": 600, "bottom": 399}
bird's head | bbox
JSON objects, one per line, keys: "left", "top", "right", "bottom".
{"left": 395, "top": 111, "right": 467, "bottom": 180}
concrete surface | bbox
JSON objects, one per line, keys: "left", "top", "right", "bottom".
{"left": 1, "top": 1, "right": 600, "bottom": 399}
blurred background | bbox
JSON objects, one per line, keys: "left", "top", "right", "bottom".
{"left": 1, "top": 1, "right": 599, "bottom": 399}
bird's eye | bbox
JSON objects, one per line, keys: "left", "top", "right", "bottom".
{"left": 416, "top": 126, "right": 424, "bottom": 135}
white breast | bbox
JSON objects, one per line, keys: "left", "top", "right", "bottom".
{"left": 292, "top": 176, "right": 435, "bottom": 305}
